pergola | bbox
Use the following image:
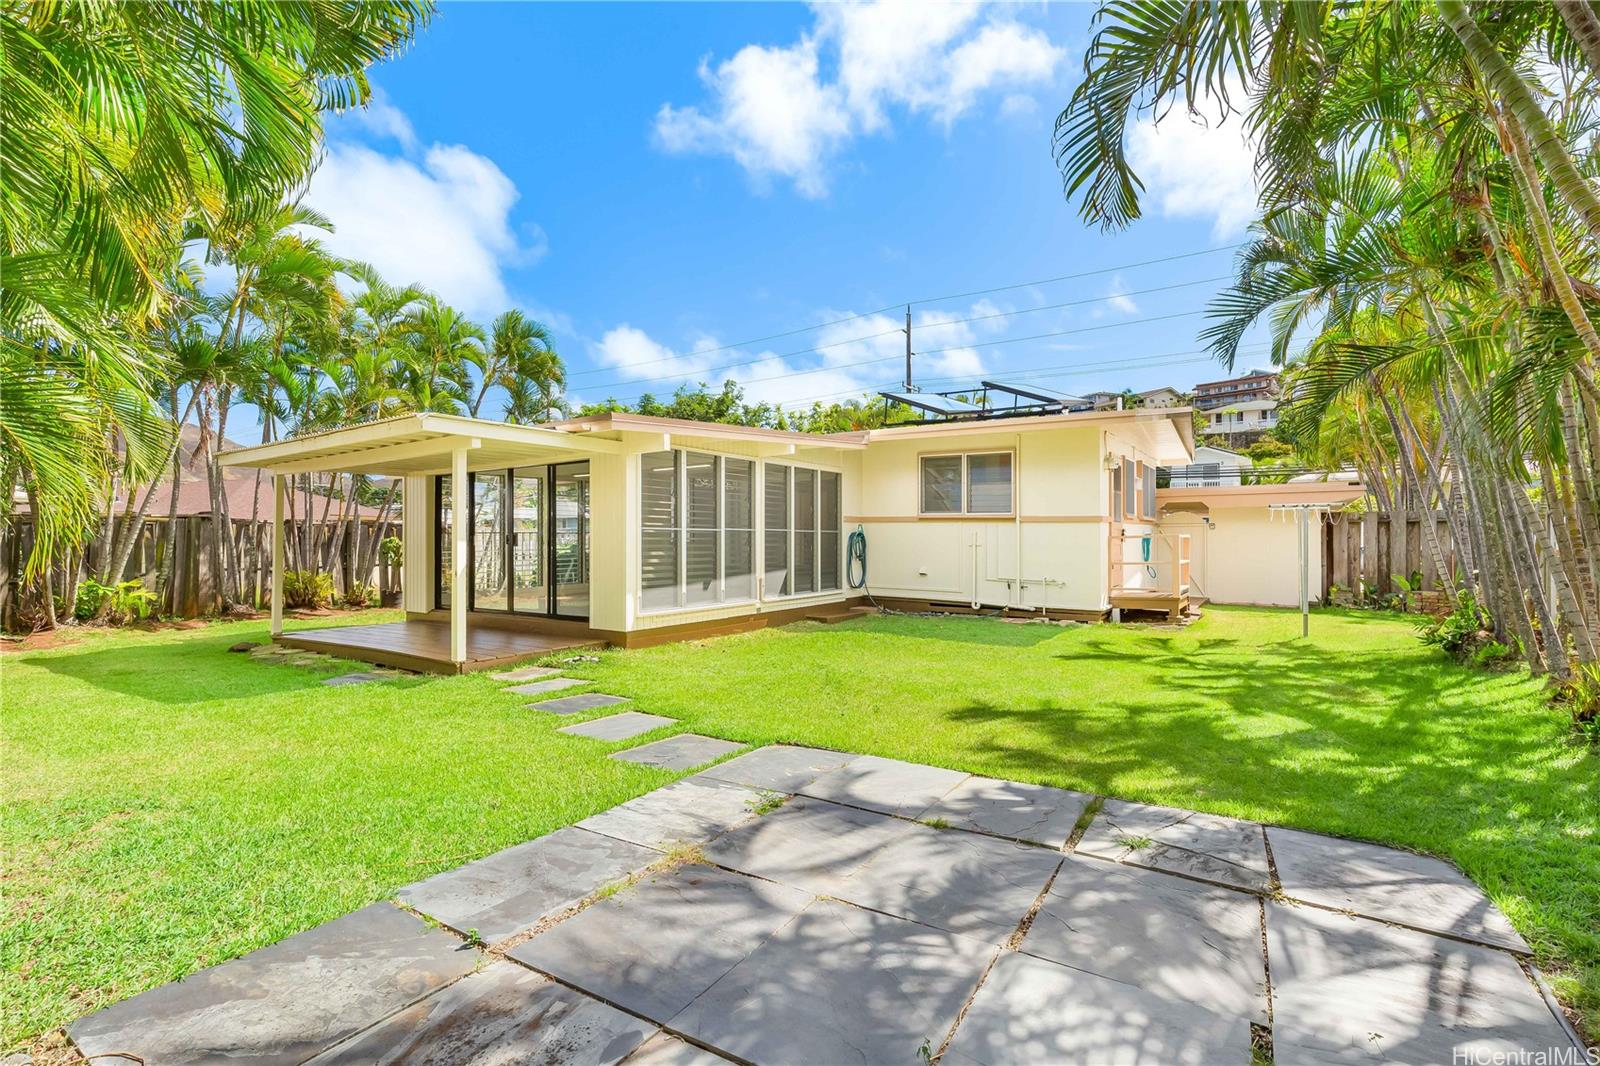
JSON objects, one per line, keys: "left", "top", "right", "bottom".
{"left": 218, "top": 413, "right": 619, "bottom": 666}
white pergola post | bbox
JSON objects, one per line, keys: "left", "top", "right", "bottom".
{"left": 451, "top": 446, "right": 469, "bottom": 664}
{"left": 270, "top": 474, "right": 286, "bottom": 638}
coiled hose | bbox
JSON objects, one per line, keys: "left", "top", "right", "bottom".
{"left": 847, "top": 524, "right": 868, "bottom": 589}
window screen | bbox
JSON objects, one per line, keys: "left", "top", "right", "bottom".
{"left": 724, "top": 458, "right": 754, "bottom": 602}
{"left": 920, "top": 456, "right": 963, "bottom": 513}
{"left": 640, "top": 451, "right": 679, "bottom": 611}
{"left": 764, "top": 463, "right": 790, "bottom": 596}
{"left": 966, "top": 453, "right": 1012, "bottom": 514}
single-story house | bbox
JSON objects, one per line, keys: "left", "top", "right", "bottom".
{"left": 1167, "top": 445, "right": 1251, "bottom": 487}
{"left": 218, "top": 407, "right": 1360, "bottom": 672}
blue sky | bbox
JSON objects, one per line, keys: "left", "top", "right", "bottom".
{"left": 290, "top": 1, "right": 1268, "bottom": 424}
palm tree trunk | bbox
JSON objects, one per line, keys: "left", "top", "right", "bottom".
{"left": 1555, "top": 0, "right": 1600, "bottom": 79}
{"left": 1438, "top": 0, "right": 1600, "bottom": 245}
{"left": 24, "top": 477, "right": 56, "bottom": 630}
{"left": 1376, "top": 388, "right": 1455, "bottom": 596}
{"left": 105, "top": 391, "right": 201, "bottom": 587}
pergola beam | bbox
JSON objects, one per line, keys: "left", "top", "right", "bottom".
{"left": 264, "top": 436, "right": 482, "bottom": 477}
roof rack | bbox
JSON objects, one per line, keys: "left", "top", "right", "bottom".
{"left": 878, "top": 380, "right": 1097, "bottom": 423}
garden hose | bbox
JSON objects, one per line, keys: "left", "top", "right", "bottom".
{"left": 847, "top": 524, "right": 868, "bottom": 590}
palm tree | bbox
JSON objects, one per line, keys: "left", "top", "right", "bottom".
{"left": 471, "top": 310, "right": 562, "bottom": 419}
{"left": 397, "top": 296, "right": 486, "bottom": 414}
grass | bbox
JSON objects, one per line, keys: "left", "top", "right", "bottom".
{"left": 2, "top": 605, "right": 1596, "bottom": 1050}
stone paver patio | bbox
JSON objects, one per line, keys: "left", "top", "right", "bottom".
{"left": 69, "top": 745, "right": 1580, "bottom": 1065}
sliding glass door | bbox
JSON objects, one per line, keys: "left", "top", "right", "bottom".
{"left": 437, "top": 461, "right": 589, "bottom": 620}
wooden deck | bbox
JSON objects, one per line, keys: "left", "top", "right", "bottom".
{"left": 1109, "top": 587, "right": 1192, "bottom": 621}
{"left": 278, "top": 620, "right": 603, "bottom": 675}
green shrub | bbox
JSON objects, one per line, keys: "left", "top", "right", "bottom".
{"left": 378, "top": 536, "right": 403, "bottom": 566}
{"left": 73, "top": 578, "right": 156, "bottom": 624}
{"left": 342, "top": 582, "right": 378, "bottom": 609}
{"left": 1415, "top": 589, "right": 1496, "bottom": 657}
{"left": 282, "top": 570, "right": 335, "bottom": 610}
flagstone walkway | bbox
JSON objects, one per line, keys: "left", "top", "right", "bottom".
{"left": 66, "top": 661, "right": 1585, "bottom": 1064}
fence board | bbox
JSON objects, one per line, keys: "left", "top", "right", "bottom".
{"left": 1324, "top": 511, "right": 1455, "bottom": 601}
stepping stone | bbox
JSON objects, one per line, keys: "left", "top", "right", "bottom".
{"left": 623, "top": 1032, "right": 734, "bottom": 1064}
{"left": 668, "top": 899, "right": 994, "bottom": 1065}
{"left": 941, "top": 949, "right": 1248, "bottom": 1065}
{"left": 322, "top": 671, "right": 388, "bottom": 687}
{"left": 920, "top": 776, "right": 1094, "bottom": 848}
{"left": 695, "top": 744, "right": 859, "bottom": 794}
{"left": 578, "top": 777, "right": 767, "bottom": 851}
{"left": 799, "top": 754, "right": 969, "bottom": 818}
{"left": 304, "top": 961, "right": 654, "bottom": 1064}
{"left": 1266, "top": 826, "right": 1528, "bottom": 952}
{"left": 1076, "top": 798, "right": 1270, "bottom": 892}
{"left": 505, "top": 676, "right": 586, "bottom": 696}
{"left": 489, "top": 664, "right": 562, "bottom": 682}
{"left": 1023, "top": 854, "right": 1267, "bottom": 1023}
{"left": 68, "top": 903, "right": 478, "bottom": 1066}
{"left": 559, "top": 711, "right": 677, "bottom": 741}
{"left": 531, "top": 693, "right": 630, "bottom": 715}
{"left": 832, "top": 822, "right": 1062, "bottom": 946}
{"left": 510, "top": 865, "right": 811, "bottom": 1024}
{"left": 398, "top": 827, "right": 655, "bottom": 944}
{"left": 701, "top": 796, "right": 911, "bottom": 896}
{"left": 1265, "top": 903, "right": 1577, "bottom": 1064}
{"left": 610, "top": 734, "right": 745, "bottom": 771}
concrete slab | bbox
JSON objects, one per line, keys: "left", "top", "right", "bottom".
{"left": 610, "top": 734, "right": 746, "bottom": 771}
{"left": 668, "top": 899, "right": 994, "bottom": 1065}
{"left": 398, "top": 827, "right": 655, "bottom": 944}
{"left": 578, "top": 777, "right": 767, "bottom": 851}
{"left": 1023, "top": 854, "right": 1267, "bottom": 1023}
{"left": 532, "top": 693, "right": 631, "bottom": 715}
{"left": 941, "top": 949, "right": 1250, "bottom": 1066}
{"left": 799, "top": 754, "right": 969, "bottom": 818}
{"left": 1266, "top": 903, "right": 1577, "bottom": 1064}
{"left": 1076, "top": 798, "right": 1270, "bottom": 892}
{"left": 490, "top": 665, "right": 563, "bottom": 682}
{"left": 506, "top": 677, "right": 587, "bottom": 696}
{"left": 509, "top": 865, "right": 811, "bottom": 1023}
{"left": 1267, "top": 826, "right": 1529, "bottom": 952}
{"left": 322, "top": 671, "right": 388, "bottom": 687}
{"left": 559, "top": 712, "right": 677, "bottom": 741}
{"left": 622, "top": 1032, "right": 732, "bottom": 1065}
{"left": 836, "top": 824, "right": 1062, "bottom": 945}
{"left": 69, "top": 904, "right": 478, "bottom": 1066}
{"left": 921, "top": 776, "right": 1094, "bottom": 848}
{"left": 701, "top": 796, "right": 912, "bottom": 896}
{"left": 305, "top": 961, "right": 654, "bottom": 1065}
{"left": 695, "top": 744, "right": 859, "bottom": 794}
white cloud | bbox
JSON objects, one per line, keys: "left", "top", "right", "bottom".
{"left": 588, "top": 299, "right": 1008, "bottom": 410}
{"left": 304, "top": 102, "right": 537, "bottom": 317}
{"left": 1105, "top": 274, "right": 1138, "bottom": 314}
{"left": 1127, "top": 110, "right": 1259, "bottom": 239}
{"left": 655, "top": 1, "right": 1064, "bottom": 196}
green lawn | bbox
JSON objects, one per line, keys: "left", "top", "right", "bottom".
{"left": 3, "top": 606, "right": 1596, "bottom": 1050}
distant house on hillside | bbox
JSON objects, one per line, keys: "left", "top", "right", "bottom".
{"left": 1168, "top": 445, "right": 1251, "bottom": 487}
{"left": 1136, "top": 386, "right": 1185, "bottom": 409}
{"left": 1193, "top": 369, "right": 1280, "bottom": 410}
{"left": 1083, "top": 386, "right": 1183, "bottom": 410}
{"left": 1203, "top": 400, "right": 1279, "bottom": 438}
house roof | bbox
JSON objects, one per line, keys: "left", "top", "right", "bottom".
{"left": 1206, "top": 399, "right": 1279, "bottom": 413}
{"left": 1193, "top": 369, "right": 1279, "bottom": 389}
{"left": 859, "top": 406, "right": 1195, "bottom": 464}
{"left": 552, "top": 412, "right": 867, "bottom": 450}
{"left": 1157, "top": 482, "right": 1366, "bottom": 509}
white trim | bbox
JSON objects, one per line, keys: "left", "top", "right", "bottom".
{"left": 918, "top": 450, "right": 1015, "bottom": 517}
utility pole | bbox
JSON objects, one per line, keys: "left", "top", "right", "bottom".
{"left": 904, "top": 305, "right": 913, "bottom": 391}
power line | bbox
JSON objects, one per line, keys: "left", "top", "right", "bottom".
{"left": 563, "top": 243, "right": 1243, "bottom": 382}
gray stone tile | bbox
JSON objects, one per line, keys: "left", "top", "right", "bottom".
{"left": 509, "top": 865, "right": 810, "bottom": 1024}
{"left": 490, "top": 665, "right": 562, "bottom": 682}
{"left": 836, "top": 824, "right": 1062, "bottom": 945}
{"left": 68, "top": 903, "right": 478, "bottom": 1066}
{"left": 1076, "top": 798, "right": 1270, "bottom": 892}
{"left": 577, "top": 778, "right": 767, "bottom": 851}
{"left": 610, "top": 734, "right": 746, "bottom": 771}
{"left": 306, "top": 961, "right": 653, "bottom": 1065}
{"left": 532, "top": 693, "right": 631, "bottom": 715}
{"left": 506, "top": 676, "right": 587, "bottom": 696}
{"left": 695, "top": 744, "right": 859, "bottom": 794}
{"left": 398, "top": 827, "right": 655, "bottom": 944}
{"left": 701, "top": 796, "right": 912, "bottom": 896}
{"left": 799, "top": 754, "right": 970, "bottom": 818}
{"left": 921, "top": 776, "right": 1094, "bottom": 847}
{"left": 669, "top": 899, "right": 994, "bottom": 1065}
{"left": 1023, "top": 854, "right": 1267, "bottom": 1023}
{"left": 559, "top": 712, "right": 677, "bottom": 741}
{"left": 1267, "top": 826, "right": 1529, "bottom": 952}
{"left": 622, "top": 1032, "right": 733, "bottom": 1065}
{"left": 1266, "top": 903, "right": 1577, "bottom": 1064}
{"left": 323, "top": 671, "right": 387, "bottom": 687}
{"left": 941, "top": 949, "right": 1249, "bottom": 1066}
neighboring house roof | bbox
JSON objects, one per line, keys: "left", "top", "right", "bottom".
{"left": 1207, "top": 399, "right": 1280, "bottom": 414}
{"left": 1193, "top": 369, "right": 1279, "bottom": 389}
{"left": 11, "top": 472, "right": 387, "bottom": 521}
{"left": 1137, "top": 386, "right": 1185, "bottom": 405}
{"left": 1157, "top": 482, "right": 1366, "bottom": 508}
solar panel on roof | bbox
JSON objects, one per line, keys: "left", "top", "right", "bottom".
{"left": 980, "top": 380, "right": 1092, "bottom": 407}
{"left": 879, "top": 391, "right": 985, "bottom": 417}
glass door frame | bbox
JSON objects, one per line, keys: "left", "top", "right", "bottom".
{"left": 435, "top": 461, "right": 590, "bottom": 621}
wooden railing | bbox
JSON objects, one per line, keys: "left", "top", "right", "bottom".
{"left": 1109, "top": 531, "right": 1191, "bottom": 596}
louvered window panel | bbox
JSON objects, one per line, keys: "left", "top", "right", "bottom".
{"left": 764, "top": 463, "right": 790, "bottom": 597}
{"left": 640, "top": 451, "right": 679, "bottom": 610}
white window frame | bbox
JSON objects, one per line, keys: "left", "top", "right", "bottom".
{"left": 638, "top": 449, "right": 758, "bottom": 615}
{"left": 918, "top": 451, "right": 1014, "bottom": 517}
{"left": 761, "top": 459, "right": 843, "bottom": 602}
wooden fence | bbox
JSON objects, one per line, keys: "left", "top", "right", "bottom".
{"left": 1323, "top": 510, "right": 1457, "bottom": 601}
{"left": 0, "top": 515, "right": 399, "bottom": 630}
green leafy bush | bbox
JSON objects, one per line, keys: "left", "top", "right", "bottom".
{"left": 378, "top": 536, "right": 403, "bottom": 566}
{"left": 342, "top": 582, "right": 378, "bottom": 609}
{"left": 73, "top": 579, "right": 156, "bottom": 624}
{"left": 1415, "top": 589, "right": 1494, "bottom": 656}
{"left": 282, "top": 570, "right": 334, "bottom": 610}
